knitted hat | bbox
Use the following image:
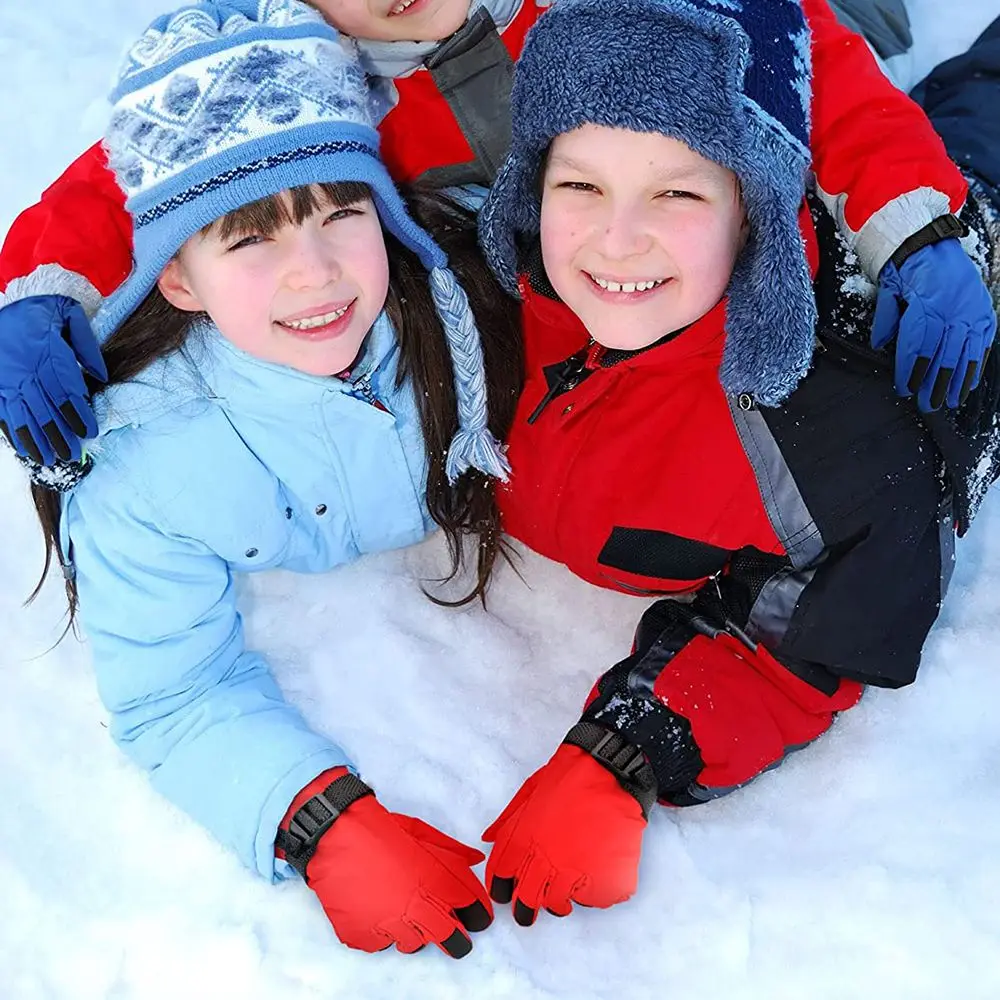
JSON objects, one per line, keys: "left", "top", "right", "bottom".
{"left": 96, "top": 0, "right": 507, "bottom": 481}
{"left": 479, "top": 0, "right": 816, "bottom": 405}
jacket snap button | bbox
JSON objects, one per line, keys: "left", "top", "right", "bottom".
{"left": 562, "top": 404, "right": 574, "bottom": 415}
{"left": 737, "top": 393, "right": 755, "bottom": 411}
{"left": 315, "top": 503, "right": 327, "bottom": 516}
{"left": 245, "top": 548, "right": 258, "bottom": 558}
{"left": 284, "top": 507, "right": 292, "bottom": 520}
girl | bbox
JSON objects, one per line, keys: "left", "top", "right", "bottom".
{"left": 30, "top": 0, "right": 521, "bottom": 959}
{"left": 0, "top": 0, "right": 990, "bottom": 474}
{"left": 475, "top": 0, "right": 1000, "bottom": 926}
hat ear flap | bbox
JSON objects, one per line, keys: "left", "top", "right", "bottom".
{"left": 479, "top": 149, "right": 544, "bottom": 297}
{"left": 719, "top": 146, "right": 816, "bottom": 406}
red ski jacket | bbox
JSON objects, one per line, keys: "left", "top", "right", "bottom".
{"left": 500, "top": 203, "right": 949, "bottom": 801}
{"left": 0, "top": 0, "right": 966, "bottom": 314}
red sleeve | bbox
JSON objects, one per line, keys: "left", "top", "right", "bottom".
{"left": 803, "top": 0, "right": 967, "bottom": 276}
{"left": 581, "top": 622, "right": 863, "bottom": 799}
{"left": 650, "top": 634, "right": 862, "bottom": 791}
{"left": 0, "top": 142, "right": 133, "bottom": 299}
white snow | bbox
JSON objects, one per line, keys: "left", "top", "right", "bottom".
{"left": 3, "top": 1, "right": 1000, "bottom": 998}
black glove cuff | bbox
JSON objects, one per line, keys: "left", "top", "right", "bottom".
{"left": 582, "top": 634, "right": 707, "bottom": 808}
{"left": 275, "top": 772, "right": 374, "bottom": 879}
{"left": 11, "top": 450, "right": 93, "bottom": 492}
{"left": 562, "top": 721, "right": 659, "bottom": 819}
{"left": 889, "top": 213, "right": 969, "bottom": 271}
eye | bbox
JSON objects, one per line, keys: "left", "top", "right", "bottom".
{"left": 226, "top": 233, "right": 264, "bottom": 252}
{"left": 555, "top": 181, "right": 600, "bottom": 194}
{"left": 324, "top": 204, "right": 367, "bottom": 223}
{"left": 657, "top": 190, "right": 702, "bottom": 201}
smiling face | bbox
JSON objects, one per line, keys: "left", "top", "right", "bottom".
{"left": 157, "top": 184, "right": 390, "bottom": 376}
{"left": 308, "top": 0, "right": 471, "bottom": 41}
{"left": 539, "top": 124, "right": 748, "bottom": 351}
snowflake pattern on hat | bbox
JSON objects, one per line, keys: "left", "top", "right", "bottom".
{"left": 108, "top": 40, "right": 368, "bottom": 197}
{"left": 117, "top": 0, "right": 325, "bottom": 82}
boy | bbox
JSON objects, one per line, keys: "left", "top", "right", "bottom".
{"left": 475, "top": 0, "right": 999, "bottom": 924}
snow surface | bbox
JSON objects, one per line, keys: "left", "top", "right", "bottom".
{"left": 3, "top": 2, "right": 1000, "bottom": 998}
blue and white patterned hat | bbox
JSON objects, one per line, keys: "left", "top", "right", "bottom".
{"left": 479, "top": 0, "right": 816, "bottom": 406}
{"left": 97, "top": 0, "right": 507, "bottom": 481}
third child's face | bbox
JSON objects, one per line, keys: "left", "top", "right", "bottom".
{"left": 540, "top": 125, "right": 747, "bottom": 351}
{"left": 160, "top": 190, "right": 390, "bottom": 377}
{"left": 309, "top": 0, "right": 471, "bottom": 41}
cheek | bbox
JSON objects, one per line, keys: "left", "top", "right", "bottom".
{"left": 307, "top": 1, "right": 377, "bottom": 35}
{"left": 540, "top": 200, "right": 585, "bottom": 278}
{"left": 672, "top": 212, "right": 742, "bottom": 285}
{"left": 193, "top": 262, "right": 274, "bottom": 342}
{"left": 352, "top": 227, "right": 390, "bottom": 311}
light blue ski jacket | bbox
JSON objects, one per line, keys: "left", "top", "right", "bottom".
{"left": 62, "top": 314, "right": 434, "bottom": 879}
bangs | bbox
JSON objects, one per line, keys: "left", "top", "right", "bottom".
{"left": 207, "top": 182, "right": 372, "bottom": 241}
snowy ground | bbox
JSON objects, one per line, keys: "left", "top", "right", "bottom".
{"left": 3, "top": 2, "right": 1000, "bottom": 998}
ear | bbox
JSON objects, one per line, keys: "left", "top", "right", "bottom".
{"left": 737, "top": 208, "right": 751, "bottom": 252}
{"left": 157, "top": 256, "right": 204, "bottom": 312}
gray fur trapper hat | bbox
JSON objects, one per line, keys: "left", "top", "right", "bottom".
{"left": 479, "top": 0, "right": 818, "bottom": 406}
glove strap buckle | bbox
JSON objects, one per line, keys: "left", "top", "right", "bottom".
{"left": 889, "top": 213, "right": 969, "bottom": 270}
{"left": 276, "top": 772, "right": 374, "bottom": 879}
{"left": 563, "top": 721, "right": 658, "bottom": 819}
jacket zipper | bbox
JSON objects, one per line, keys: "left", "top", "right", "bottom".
{"left": 527, "top": 341, "right": 601, "bottom": 424}
{"left": 350, "top": 372, "right": 390, "bottom": 414}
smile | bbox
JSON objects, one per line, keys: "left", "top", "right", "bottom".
{"left": 585, "top": 272, "right": 669, "bottom": 294}
{"left": 389, "top": 0, "right": 418, "bottom": 15}
{"left": 278, "top": 305, "right": 351, "bottom": 331}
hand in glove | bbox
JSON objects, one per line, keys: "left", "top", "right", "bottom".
{"left": 483, "top": 742, "right": 649, "bottom": 926}
{"left": 0, "top": 295, "right": 106, "bottom": 464}
{"left": 280, "top": 769, "right": 493, "bottom": 957}
{"left": 872, "top": 234, "right": 996, "bottom": 411}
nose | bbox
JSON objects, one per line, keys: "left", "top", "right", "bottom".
{"left": 283, "top": 229, "right": 341, "bottom": 290}
{"left": 596, "top": 200, "right": 653, "bottom": 261}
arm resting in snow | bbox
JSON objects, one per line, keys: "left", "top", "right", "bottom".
{"left": 64, "top": 484, "right": 353, "bottom": 881}
{"left": 580, "top": 482, "right": 946, "bottom": 803}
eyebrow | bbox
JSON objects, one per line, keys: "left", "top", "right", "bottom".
{"left": 548, "top": 152, "right": 722, "bottom": 185}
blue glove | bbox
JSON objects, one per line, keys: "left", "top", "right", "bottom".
{"left": 872, "top": 238, "right": 996, "bottom": 411}
{"left": 0, "top": 295, "right": 106, "bottom": 465}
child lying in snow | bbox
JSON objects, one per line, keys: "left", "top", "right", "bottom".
{"left": 28, "top": 0, "right": 519, "bottom": 958}
{"left": 476, "top": 0, "right": 1000, "bottom": 924}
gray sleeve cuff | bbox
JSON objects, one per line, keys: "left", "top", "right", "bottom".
{"left": 814, "top": 183, "right": 959, "bottom": 279}
{"left": 0, "top": 263, "right": 103, "bottom": 319}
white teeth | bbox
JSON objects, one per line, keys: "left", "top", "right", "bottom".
{"left": 280, "top": 306, "right": 349, "bottom": 330}
{"left": 390, "top": 0, "right": 415, "bottom": 13}
{"left": 589, "top": 274, "right": 666, "bottom": 293}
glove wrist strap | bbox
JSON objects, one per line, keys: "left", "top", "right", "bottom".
{"left": 276, "top": 772, "right": 374, "bottom": 879}
{"left": 889, "top": 213, "right": 969, "bottom": 270}
{"left": 562, "top": 721, "right": 658, "bottom": 819}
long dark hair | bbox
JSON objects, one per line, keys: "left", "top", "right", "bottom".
{"left": 30, "top": 181, "right": 522, "bottom": 625}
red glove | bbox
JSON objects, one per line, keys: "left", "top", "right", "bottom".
{"left": 483, "top": 744, "right": 647, "bottom": 925}
{"left": 280, "top": 770, "right": 493, "bottom": 957}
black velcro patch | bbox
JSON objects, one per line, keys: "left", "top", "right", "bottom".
{"left": 598, "top": 526, "right": 731, "bottom": 581}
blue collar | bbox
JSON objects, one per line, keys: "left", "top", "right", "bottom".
{"left": 94, "top": 311, "right": 398, "bottom": 433}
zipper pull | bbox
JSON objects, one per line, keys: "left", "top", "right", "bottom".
{"left": 350, "top": 373, "right": 390, "bottom": 414}
{"left": 527, "top": 352, "right": 589, "bottom": 425}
